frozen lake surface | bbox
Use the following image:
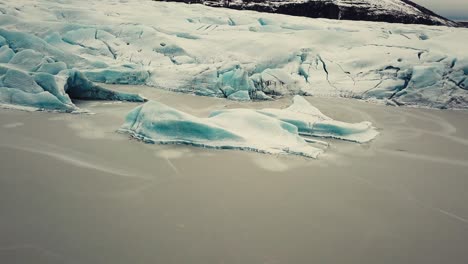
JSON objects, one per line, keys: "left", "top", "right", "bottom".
{"left": 1, "top": 85, "right": 468, "bottom": 264}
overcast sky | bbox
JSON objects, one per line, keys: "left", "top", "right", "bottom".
{"left": 413, "top": 0, "right": 468, "bottom": 20}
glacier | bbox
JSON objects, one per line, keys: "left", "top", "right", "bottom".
{"left": 119, "top": 96, "right": 379, "bottom": 158}
{"left": 0, "top": 64, "right": 146, "bottom": 111}
{"left": 0, "top": 28, "right": 146, "bottom": 111}
{"left": 0, "top": 0, "right": 467, "bottom": 110}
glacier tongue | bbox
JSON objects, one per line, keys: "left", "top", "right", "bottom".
{"left": 0, "top": 0, "right": 467, "bottom": 109}
{"left": 0, "top": 28, "right": 146, "bottom": 111}
{"left": 0, "top": 66, "right": 146, "bottom": 112}
{"left": 0, "top": 27, "right": 147, "bottom": 111}
{"left": 119, "top": 96, "right": 379, "bottom": 158}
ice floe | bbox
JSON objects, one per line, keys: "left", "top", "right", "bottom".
{"left": 259, "top": 96, "right": 379, "bottom": 143}
{"left": 119, "top": 96, "right": 379, "bottom": 158}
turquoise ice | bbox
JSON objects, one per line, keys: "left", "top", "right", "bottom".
{"left": 119, "top": 96, "right": 379, "bottom": 158}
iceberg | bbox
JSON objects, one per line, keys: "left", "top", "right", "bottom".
{"left": 119, "top": 96, "right": 379, "bottom": 158}
{"left": 119, "top": 100, "right": 323, "bottom": 158}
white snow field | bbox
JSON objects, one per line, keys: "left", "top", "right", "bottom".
{"left": 0, "top": 0, "right": 467, "bottom": 110}
{"left": 119, "top": 95, "right": 378, "bottom": 158}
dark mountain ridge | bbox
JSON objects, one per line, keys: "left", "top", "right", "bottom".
{"left": 158, "top": 0, "right": 459, "bottom": 26}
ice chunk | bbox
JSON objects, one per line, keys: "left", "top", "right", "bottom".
{"left": 251, "top": 90, "right": 273, "bottom": 100}
{"left": 259, "top": 96, "right": 379, "bottom": 143}
{"left": 0, "top": 45, "right": 14, "bottom": 63}
{"left": 0, "top": 35, "right": 7, "bottom": 47}
{"left": 0, "top": 87, "right": 75, "bottom": 111}
{"left": 393, "top": 63, "right": 468, "bottom": 108}
{"left": 184, "top": 65, "right": 255, "bottom": 99}
{"left": 408, "top": 65, "right": 444, "bottom": 89}
{"left": 364, "top": 79, "right": 406, "bottom": 99}
{"left": 0, "top": 65, "right": 76, "bottom": 111}
{"left": 256, "top": 69, "right": 297, "bottom": 96}
{"left": 119, "top": 101, "right": 323, "bottom": 158}
{"left": 65, "top": 70, "right": 147, "bottom": 102}
{"left": 282, "top": 95, "right": 328, "bottom": 117}
{"left": 0, "top": 65, "right": 146, "bottom": 111}
{"left": 34, "top": 72, "right": 73, "bottom": 105}
{"left": 305, "top": 120, "right": 379, "bottom": 143}
{"left": 227, "top": 90, "right": 250, "bottom": 101}
{"left": 184, "top": 69, "right": 223, "bottom": 97}
{"left": 218, "top": 67, "right": 253, "bottom": 96}
{"left": 119, "top": 96, "right": 379, "bottom": 158}
{"left": 37, "top": 61, "right": 67, "bottom": 75}
{"left": 8, "top": 49, "right": 44, "bottom": 72}
{"left": 3, "top": 68, "right": 44, "bottom": 93}
{"left": 0, "top": 29, "right": 82, "bottom": 67}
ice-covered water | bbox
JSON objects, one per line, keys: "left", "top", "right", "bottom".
{"left": 1, "top": 86, "right": 468, "bottom": 264}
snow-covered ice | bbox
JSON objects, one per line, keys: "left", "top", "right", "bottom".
{"left": 259, "top": 96, "right": 379, "bottom": 143}
{"left": 0, "top": 28, "right": 146, "bottom": 111}
{"left": 119, "top": 96, "right": 378, "bottom": 158}
{"left": 0, "top": 65, "right": 146, "bottom": 111}
{"left": 0, "top": 0, "right": 467, "bottom": 110}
